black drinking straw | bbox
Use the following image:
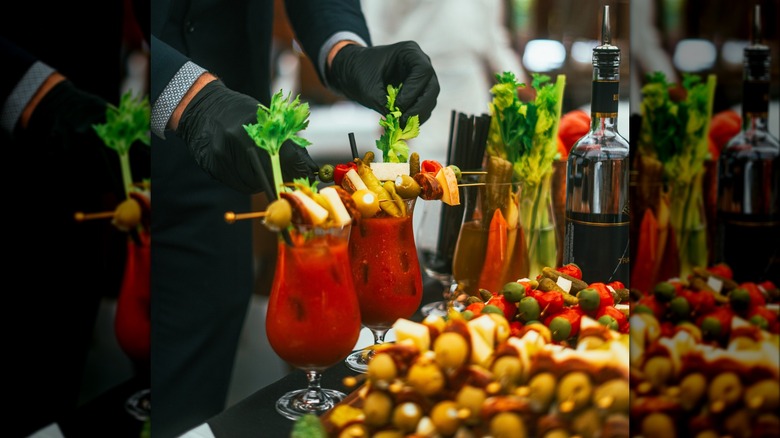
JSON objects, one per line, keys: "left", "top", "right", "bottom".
{"left": 248, "top": 147, "right": 293, "bottom": 246}
{"left": 348, "top": 132, "right": 359, "bottom": 160}
{"left": 446, "top": 110, "right": 456, "bottom": 165}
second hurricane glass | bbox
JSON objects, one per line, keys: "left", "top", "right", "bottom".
{"left": 344, "top": 197, "right": 422, "bottom": 373}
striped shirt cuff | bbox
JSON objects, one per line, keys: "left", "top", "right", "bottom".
{"left": 1, "top": 61, "right": 56, "bottom": 134}
{"left": 151, "top": 61, "right": 207, "bottom": 139}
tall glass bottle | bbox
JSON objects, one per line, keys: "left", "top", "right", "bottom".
{"left": 716, "top": 5, "right": 780, "bottom": 284}
{"left": 563, "top": 5, "right": 630, "bottom": 285}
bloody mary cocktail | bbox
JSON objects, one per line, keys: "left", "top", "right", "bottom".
{"left": 266, "top": 225, "right": 361, "bottom": 371}
{"left": 349, "top": 205, "right": 423, "bottom": 330}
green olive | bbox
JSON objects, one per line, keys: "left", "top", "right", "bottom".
{"left": 351, "top": 189, "right": 381, "bottom": 218}
{"left": 367, "top": 352, "right": 397, "bottom": 382}
{"left": 394, "top": 175, "right": 421, "bottom": 199}
{"left": 430, "top": 400, "right": 461, "bottom": 436}
{"left": 363, "top": 390, "right": 393, "bottom": 428}
{"left": 263, "top": 199, "right": 292, "bottom": 231}
{"left": 501, "top": 282, "right": 527, "bottom": 302}
{"left": 112, "top": 198, "right": 142, "bottom": 232}
{"left": 392, "top": 402, "right": 423, "bottom": 432}
{"left": 489, "top": 411, "right": 527, "bottom": 438}
{"left": 318, "top": 164, "right": 335, "bottom": 183}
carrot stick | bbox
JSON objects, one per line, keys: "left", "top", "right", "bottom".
{"left": 478, "top": 208, "right": 509, "bottom": 293}
{"left": 631, "top": 208, "right": 658, "bottom": 293}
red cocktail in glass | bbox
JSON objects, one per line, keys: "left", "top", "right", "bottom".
{"left": 345, "top": 197, "right": 422, "bottom": 372}
{"left": 266, "top": 224, "right": 361, "bottom": 419}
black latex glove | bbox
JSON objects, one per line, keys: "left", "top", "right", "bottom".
{"left": 19, "top": 79, "right": 136, "bottom": 213}
{"left": 23, "top": 79, "right": 108, "bottom": 150}
{"left": 176, "top": 80, "right": 319, "bottom": 194}
{"left": 327, "top": 41, "right": 440, "bottom": 127}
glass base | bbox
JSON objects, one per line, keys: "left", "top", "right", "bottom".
{"left": 125, "top": 388, "right": 151, "bottom": 421}
{"left": 420, "top": 300, "right": 448, "bottom": 317}
{"left": 344, "top": 348, "right": 373, "bottom": 373}
{"left": 276, "top": 387, "right": 346, "bottom": 420}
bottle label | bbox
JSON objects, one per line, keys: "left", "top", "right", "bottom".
{"left": 591, "top": 80, "right": 619, "bottom": 116}
{"left": 564, "top": 212, "right": 630, "bottom": 285}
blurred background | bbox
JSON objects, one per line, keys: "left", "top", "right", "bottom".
{"left": 630, "top": 0, "right": 779, "bottom": 124}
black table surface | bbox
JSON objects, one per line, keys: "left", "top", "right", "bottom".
{"left": 206, "top": 274, "right": 445, "bottom": 438}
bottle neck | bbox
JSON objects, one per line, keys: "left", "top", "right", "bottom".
{"left": 590, "top": 66, "right": 620, "bottom": 132}
{"left": 741, "top": 79, "right": 770, "bottom": 133}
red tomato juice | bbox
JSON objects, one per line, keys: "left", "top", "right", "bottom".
{"left": 266, "top": 233, "right": 361, "bottom": 371}
{"left": 349, "top": 215, "right": 423, "bottom": 329}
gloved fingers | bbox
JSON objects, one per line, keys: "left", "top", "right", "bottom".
{"left": 279, "top": 140, "right": 319, "bottom": 183}
{"left": 389, "top": 42, "right": 435, "bottom": 108}
{"left": 398, "top": 72, "right": 439, "bottom": 127}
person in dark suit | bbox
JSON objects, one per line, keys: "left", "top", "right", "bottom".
{"left": 151, "top": 0, "right": 439, "bottom": 436}
{"left": 1, "top": 2, "right": 150, "bottom": 437}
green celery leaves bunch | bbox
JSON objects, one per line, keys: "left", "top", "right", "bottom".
{"left": 92, "top": 90, "right": 151, "bottom": 197}
{"left": 375, "top": 84, "right": 420, "bottom": 163}
{"left": 639, "top": 72, "right": 717, "bottom": 185}
{"left": 244, "top": 90, "right": 312, "bottom": 198}
{"left": 638, "top": 71, "right": 717, "bottom": 278}
{"left": 485, "top": 71, "right": 566, "bottom": 276}
{"left": 486, "top": 72, "right": 566, "bottom": 186}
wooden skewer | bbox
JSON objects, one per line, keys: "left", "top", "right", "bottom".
{"left": 460, "top": 171, "right": 487, "bottom": 175}
{"left": 458, "top": 182, "right": 485, "bottom": 187}
{"left": 74, "top": 211, "right": 115, "bottom": 222}
{"left": 224, "top": 211, "right": 267, "bottom": 224}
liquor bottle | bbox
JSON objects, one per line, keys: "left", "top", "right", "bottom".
{"left": 563, "top": 5, "right": 630, "bottom": 285}
{"left": 716, "top": 5, "right": 780, "bottom": 284}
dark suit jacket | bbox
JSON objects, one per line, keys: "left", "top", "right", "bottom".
{"left": 151, "top": 0, "right": 370, "bottom": 104}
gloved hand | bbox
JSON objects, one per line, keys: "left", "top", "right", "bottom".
{"left": 20, "top": 79, "right": 133, "bottom": 201}
{"left": 177, "top": 80, "right": 319, "bottom": 194}
{"left": 23, "top": 79, "right": 108, "bottom": 151}
{"left": 327, "top": 41, "right": 440, "bottom": 127}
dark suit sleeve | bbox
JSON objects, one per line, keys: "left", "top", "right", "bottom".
{"left": 283, "top": 0, "right": 372, "bottom": 83}
{"left": 0, "top": 36, "right": 37, "bottom": 104}
{"left": 149, "top": 35, "right": 191, "bottom": 105}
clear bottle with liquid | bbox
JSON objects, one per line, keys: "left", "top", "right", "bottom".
{"left": 716, "top": 5, "right": 780, "bottom": 283}
{"left": 563, "top": 5, "right": 630, "bottom": 285}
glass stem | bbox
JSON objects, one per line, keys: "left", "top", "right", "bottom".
{"left": 372, "top": 328, "right": 389, "bottom": 345}
{"left": 302, "top": 370, "right": 325, "bottom": 404}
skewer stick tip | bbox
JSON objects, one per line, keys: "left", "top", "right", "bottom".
{"left": 224, "top": 212, "right": 237, "bottom": 224}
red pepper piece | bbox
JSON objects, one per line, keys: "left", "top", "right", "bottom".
{"left": 748, "top": 306, "right": 779, "bottom": 333}
{"left": 532, "top": 290, "right": 565, "bottom": 318}
{"left": 740, "top": 282, "right": 767, "bottom": 310}
{"left": 509, "top": 321, "right": 523, "bottom": 338}
{"left": 597, "top": 305, "right": 629, "bottom": 333}
{"left": 589, "top": 282, "right": 616, "bottom": 310}
{"left": 707, "top": 263, "right": 734, "bottom": 280}
{"left": 697, "top": 306, "right": 735, "bottom": 344}
{"left": 556, "top": 263, "right": 583, "bottom": 280}
{"left": 465, "top": 302, "right": 485, "bottom": 317}
{"left": 333, "top": 162, "right": 358, "bottom": 186}
{"left": 486, "top": 293, "right": 517, "bottom": 321}
{"left": 478, "top": 208, "right": 508, "bottom": 294}
{"left": 544, "top": 307, "right": 582, "bottom": 342}
{"left": 421, "top": 160, "right": 443, "bottom": 174}
{"left": 683, "top": 289, "right": 716, "bottom": 318}
{"left": 633, "top": 294, "right": 665, "bottom": 320}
